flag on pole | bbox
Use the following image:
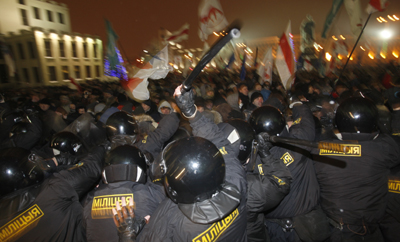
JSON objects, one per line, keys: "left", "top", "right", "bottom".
{"left": 253, "top": 47, "right": 258, "bottom": 68}
{"left": 322, "top": 0, "right": 344, "bottom": 38}
{"left": 165, "top": 23, "right": 189, "bottom": 43}
{"left": 69, "top": 77, "right": 83, "bottom": 93}
{"left": 198, "top": 0, "right": 229, "bottom": 41}
{"left": 0, "top": 36, "right": 16, "bottom": 77}
{"left": 124, "top": 45, "right": 171, "bottom": 101}
{"left": 240, "top": 53, "right": 246, "bottom": 81}
{"left": 276, "top": 21, "right": 296, "bottom": 90}
{"left": 344, "top": 0, "right": 363, "bottom": 37}
{"left": 105, "top": 19, "right": 120, "bottom": 71}
{"left": 366, "top": 0, "right": 389, "bottom": 14}
{"left": 258, "top": 48, "right": 273, "bottom": 84}
{"left": 226, "top": 52, "right": 235, "bottom": 69}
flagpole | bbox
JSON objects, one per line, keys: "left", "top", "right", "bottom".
{"left": 117, "top": 39, "right": 130, "bottom": 63}
{"left": 338, "top": 13, "right": 371, "bottom": 80}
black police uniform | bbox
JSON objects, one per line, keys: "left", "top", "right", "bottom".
{"left": 83, "top": 181, "right": 165, "bottom": 242}
{"left": 258, "top": 104, "right": 325, "bottom": 241}
{"left": 313, "top": 132, "right": 400, "bottom": 241}
{"left": 138, "top": 112, "right": 248, "bottom": 242}
{"left": 0, "top": 146, "right": 105, "bottom": 242}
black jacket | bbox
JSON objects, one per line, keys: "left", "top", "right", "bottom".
{"left": 83, "top": 181, "right": 165, "bottom": 242}
{"left": 313, "top": 132, "right": 400, "bottom": 225}
{"left": 138, "top": 112, "right": 248, "bottom": 242}
{"left": 0, "top": 146, "right": 105, "bottom": 242}
{"left": 246, "top": 155, "right": 292, "bottom": 242}
{"left": 260, "top": 104, "right": 320, "bottom": 219}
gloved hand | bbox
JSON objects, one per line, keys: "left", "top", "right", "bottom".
{"left": 55, "top": 153, "right": 78, "bottom": 166}
{"left": 256, "top": 132, "right": 273, "bottom": 158}
{"left": 113, "top": 197, "right": 148, "bottom": 242}
{"left": 174, "top": 85, "right": 197, "bottom": 118}
{"left": 29, "top": 152, "right": 57, "bottom": 171}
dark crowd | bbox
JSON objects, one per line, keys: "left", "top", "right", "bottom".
{"left": 0, "top": 60, "right": 400, "bottom": 242}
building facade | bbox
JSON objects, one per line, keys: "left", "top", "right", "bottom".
{"left": 0, "top": 0, "right": 103, "bottom": 87}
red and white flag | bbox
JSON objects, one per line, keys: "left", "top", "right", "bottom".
{"left": 124, "top": 45, "right": 171, "bottom": 101}
{"left": 166, "top": 23, "right": 189, "bottom": 43}
{"left": 258, "top": 48, "right": 273, "bottom": 84}
{"left": 69, "top": 77, "right": 83, "bottom": 93}
{"left": 366, "top": 0, "right": 389, "bottom": 14}
{"left": 198, "top": 0, "right": 228, "bottom": 42}
{"left": 275, "top": 21, "right": 296, "bottom": 90}
{"left": 344, "top": 0, "right": 363, "bottom": 36}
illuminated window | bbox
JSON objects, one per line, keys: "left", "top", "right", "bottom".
{"left": 48, "top": 66, "right": 57, "bottom": 81}
{"left": 23, "top": 68, "right": 30, "bottom": 82}
{"left": 33, "top": 7, "right": 40, "bottom": 19}
{"left": 71, "top": 42, "right": 77, "bottom": 58}
{"left": 17, "top": 43, "right": 25, "bottom": 60}
{"left": 58, "top": 12, "right": 64, "bottom": 24}
{"left": 93, "top": 43, "right": 98, "bottom": 58}
{"left": 20, "top": 9, "right": 29, "bottom": 26}
{"left": 44, "top": 40, "right": 52, "bottom": 57}
{"left": 95, "top": 65, "right": 100, "bottom": 77}
{"left": 59, "top": 41, "right": 65, "bottom": 57}
{"left": 28, "top": 41, "right": 35, "bottom": 59}
{"left": 86, "top": 66, "right": 91, "bottom": 78}
{"left": 47, "top": 10, "right": 53, "bottom": 22}
{"left": 74, "top": 66, "right": 81, "bottom": 79}
{"left": 62, "top": 66, "right": 69, "bottom": 80}
{"left": 83, "top": 43, "right": 88, "bottom": 58}
{"left": 33, "top": 67, "right": 40, "bottom": 83}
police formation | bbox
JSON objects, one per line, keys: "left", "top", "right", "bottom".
{"left": 0, "top": 66, "right": 400, "bottom": 242}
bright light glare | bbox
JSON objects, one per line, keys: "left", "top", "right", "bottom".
{"left": 360, "top": 46, "right": 365, "bottom": 51}
{"left": 394, "top": 15, "right": 399, "bottom": 20}
{"left": 393, "top": 51, "right": 399, "bottom": 58}
{"left": 325, "top": 52, "right": 332, "bottom": 61}
{"left": 368, "top": 52, "right": 374, "bottom": 59}
{"left": 380, "top": 29, "right": 393, "bottom": 39}
{"left": 388, "top": 15, "right": 395, "bottom": 21}
{"left": 143, "top": 50, "right": 148, "bottom": 53}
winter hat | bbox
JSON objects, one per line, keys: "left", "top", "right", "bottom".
{"left": 250, "top": 92, "right": 263, "bottom": 103}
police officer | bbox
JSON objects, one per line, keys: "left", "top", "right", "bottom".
{"left": 313, "top": 97, "right": 400, "bottom": 242}
{"left": 227, "top": 118, "right": 292, "bottom": 242}
{"left": 83, "top": 145, "right": 165, "bottom": 242}
{"left": 105, "top": 110, "right": 179, "bottom": 159}
{"left": 0, "top": 145, "right": 105, "bottom": 242}
{"left": 125, "top": 85, "right": 248, "bottom": 242}
{"left": 250, "top": 103, "right": 329, "bottom": 242}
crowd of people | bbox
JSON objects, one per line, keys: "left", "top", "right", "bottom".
{"left": 0, "top": 60, "right": 400, "bottom": 242}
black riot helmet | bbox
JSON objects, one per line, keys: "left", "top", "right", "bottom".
{"left": 163, "top": 127, "right": 191, "bottom": 149}
{"left": 102, "top": 145, "right": 147, "bottom": 184}
{"left": 106, "top": 111, "right": 138, "bottom": 139}
{"left": 227, "top": 119, "right": 256, "bottom": 164}
{"left": 163, "top": 137, "right": 225, "bottom": 204}
{"left": 50, "top": 131, "right": 85, "bottom": 156}
{"left": 0, "top": 148, "right": 44, "bottom": 197}
{"left": 335, "top": 97, "right": 378, "bottom": 133}
{"left": 10, "top": 122, "right": 29, "bottom": 137}
{"left": 249, "top": 106, "right": 286, "bottom": 136}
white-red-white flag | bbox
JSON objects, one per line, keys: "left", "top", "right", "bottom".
{"left": 166, "top": 23, "right": 189, "bottom": 43}
{"left": 258, "top": 48, "right": 273, "bottom": 84}
{"left": 344, "top": 0, "right": 363, "bottom": 36}
{"left": 366, "top": 0, "right": 389, "bottom": 14}
{"left": 124, "top": 45, "right": 171, "bottom": 101}
{"left": 198, "top": 0, "right": 228, "bottom": 42}
{"left": 275, "top": 21, "right": 296, "bottom": 90}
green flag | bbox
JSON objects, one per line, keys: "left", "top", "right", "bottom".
{"left": 105, "top": 19, "right": 119, "bottom": 70}
{"left": 321, "top": 0, "right": 344, "bottom": 39}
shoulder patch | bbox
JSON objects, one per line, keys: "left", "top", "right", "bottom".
{"left": 0, "top": 204, "right": 44, "bottom": 242}
{"left": 192, "top": 208, "right": 239, "bottom": 242}
{"left": 219, "top": 147, "right": 228, "bottom": 155}
{"left": 91, "top": 194, "right": 134, "bottom": 219}
{"left": 280, "top": 152, "right": 294, "bottom": 166}
{"left": 292, "top": 117, "right": 302, "bottom": 125}
{"left": 142, "top": 135, "right": 148, "bottom": 143}
{"left": 389, "top": 179, "right": 400, "bottom": 194}
{"left": 257, "top": 164, "right": 264, "bottom": 176}
{"left": 319, "top": 144, "right": 361, "bottom": 157}
{"left": 272, "top": 175, "right": 286, "bottom": 185}
{"left": 68, "top": 162, "right": 84, "bottom": 170}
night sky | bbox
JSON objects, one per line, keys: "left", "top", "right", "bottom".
{"left": 54, "top": 0, "right": 400, "bottom": 61}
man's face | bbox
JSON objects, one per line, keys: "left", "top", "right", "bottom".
{"left": 253, "top": 97, "right": 263, "bottom": 108}
{"left": 78, "top": 108, "right": 85, "bottom": 114}
{"left": 39, "top": 103, "right": 50, "bottom": 111}
{"left": 239, "top": 86, "right": 249, "bottom": 96}
{"left": 141, "top": 103, "right": 150, "bottom": 112}
{"left": 160, "top": 107, "right": 171, "bottom": 115}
